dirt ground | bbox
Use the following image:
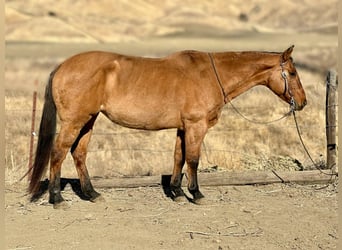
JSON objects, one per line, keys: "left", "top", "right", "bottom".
{"left": 5, "top": 1, "right": 338, "bottom": 249}
{"left": 5, "top": 179, "right": 338, "bottom": 250}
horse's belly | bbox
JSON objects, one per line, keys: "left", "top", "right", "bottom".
{"left": 101, "top": 103, "right": 182, "bottom": 130}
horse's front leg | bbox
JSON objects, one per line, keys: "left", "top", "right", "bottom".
{"left": 184, "top": 120, "right": 207, "bottom": 203}
{"left": 170, "top": 129, "right": 186, "bottom": 201}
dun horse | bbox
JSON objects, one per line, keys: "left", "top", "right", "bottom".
{"left": 29, "top": 45, "right": 306, "bottom": 208}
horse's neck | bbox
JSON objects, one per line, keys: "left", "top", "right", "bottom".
{"left": 214, "top": 52, "right": 280, "bottom": 101}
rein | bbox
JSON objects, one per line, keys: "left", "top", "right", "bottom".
{"left": 208, "top": 53, "right": 293, "bottom": 124}
{"left": 208, "top": 53, "right": 227, "bottom": 104}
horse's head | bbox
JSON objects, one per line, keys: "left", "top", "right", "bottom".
{"left": 268, "top": 45, "right": 307, "bottom": 111}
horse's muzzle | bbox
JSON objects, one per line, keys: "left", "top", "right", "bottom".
{"left": 294, "top": 99, "right": 307, "bottom": 111}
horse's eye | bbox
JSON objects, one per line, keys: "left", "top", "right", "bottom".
{"left": 289, "top": 71, "right": 296, "bottom": 76}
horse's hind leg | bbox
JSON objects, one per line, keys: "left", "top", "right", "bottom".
{"left": 71, "top": 114, "right": 103, "bottom": 202}
{"left": 49, "top": 122, "right": 85, "bottom": 208}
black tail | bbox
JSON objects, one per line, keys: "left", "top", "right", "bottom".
{"left": 28, "top": 68, "right": 58, "bottom": 195}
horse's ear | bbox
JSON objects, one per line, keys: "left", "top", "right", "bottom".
{"left": 281, "top": 45, "right": 295, "bottom": 63}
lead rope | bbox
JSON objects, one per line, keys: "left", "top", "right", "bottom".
{"left": 228, "top": 100, "right": 293, "bottom": 124}
{"left": 208, "top": 53, "right": 337, "bottom": 179}
{"left": 292, "top": 110, "right": 338, "bottom": 178}
{"left": 283, "top": 61, "right": 337, "bottom": 178}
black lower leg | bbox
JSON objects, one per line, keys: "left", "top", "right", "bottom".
{"left": 49, "top": 175, "right": 64, "bottom": 204}
{"left": 187, "top": 160, "right": 205, "bottom": 201}
{"left": 81, "top": 179, "right": 101, "bottom": 201}
{"left": 170, "top": 174, "right": 185, "bottom": 199}
{"left": 188, "top": 184, "right": 205, "bottom": 201}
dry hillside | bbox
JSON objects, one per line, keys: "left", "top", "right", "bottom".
{"left": 6, "top": 0, "right": 337, "bottom": 42}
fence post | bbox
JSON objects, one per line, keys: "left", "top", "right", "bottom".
{"left": 28, "top": 89, "right": 37, "bottom": 180}
{"left": 326, "top": 70, "right": 337, "bottom": 173}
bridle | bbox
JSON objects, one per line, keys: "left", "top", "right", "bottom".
{"left": 280, "top": 62, "right": 296, "bottom": 112}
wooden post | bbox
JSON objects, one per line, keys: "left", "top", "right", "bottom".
{"left": 326, "top": 70, "right": 337, "bottom": 173}
{"left": 28, "top": 90, "right": 37, "bottom": 180}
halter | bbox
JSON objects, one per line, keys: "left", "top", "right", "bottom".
{"left": 280, "top": 62, "right": 296, "bottom": 112}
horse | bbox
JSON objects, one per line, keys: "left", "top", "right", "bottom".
{"left": 28, "top": 45, "right": 306, "bottom": 208}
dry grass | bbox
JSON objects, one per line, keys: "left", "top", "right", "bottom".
{"left": 5, "top": 53, "right": 333, "bottom": 184}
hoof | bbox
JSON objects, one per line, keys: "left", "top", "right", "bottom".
{"left": 90, "top": 194, "right": 105, "bottom": 203}
{"left": 173, "top": 195, "right": 188, "bottom": 203}
{"left": 170, "top": 186, "right": 187, "bottom": 202}
{"left": 191, "top": 191, "right": 205, "bottom": 205}
{"left": 192, "top": 196, "right": 207, "bottom": 205}
{"left": 53, "top": 200, "right": 70, "bottom": 210}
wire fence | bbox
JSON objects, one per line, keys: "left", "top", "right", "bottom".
{"left": 5, "top": 103, "right": 328, "bottom": 182}
{"left": 6, "top": 71, "right": 338, "bottom": 183}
